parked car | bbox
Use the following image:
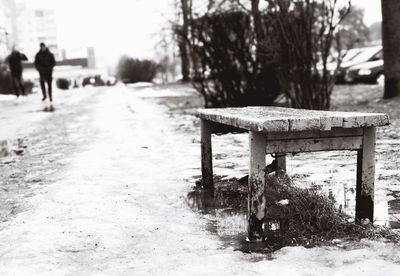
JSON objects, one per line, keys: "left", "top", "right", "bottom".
{"left": 317, "top": 48, "right": 367, "bottom": 80}
{"left": 82, "top": 75, "right": 106, "bottom": 87}
{"left": 326, "top": 46, "right": 382, "bottom": 83}
{"left": 104, "top": 75, "right": 117, "bottom": 86}
{"left": 339, "top": 48, "right": 364, "bottom": 63}
{"left": 344, "top": 59, "right": 384, "bottom": 84}
{"left": 82, "top": 75, "right": 117, "bottom": 87}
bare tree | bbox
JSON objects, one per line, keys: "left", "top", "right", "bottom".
{"left": 269, "top": 0, "right": 350, "bottom": 110}
{"left": 251, "top": 0, "right": 263, "bottom": 48}
{"left": 178, "top": 0, "right": 192, "bottom": 82}
{"left": 334, "top": 5, "right": 370, "bottom": 50}
{"left": 381, "top": 0, "right": 400, "bottom": 99}
{"left": 173, "top": 0, "right": 352, "bottom": 109}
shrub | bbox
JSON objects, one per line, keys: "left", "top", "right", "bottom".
{"left": 176, "top": 0, "right": 353, "bottom": 110}
{"left": 116, "top": 56, "right": 159, "bottom": 83}
{"left": 23, "top": 80, "right": 34, "bottom": 94}
{"left": 266, "top": 0, "right": 351, "bottom": 110}
{"left": 0, "top": 63, "right": 12, "bottom": 95}
{"left": 56, "top": 78, "right": 70, "bottom": 90}
{"left": 0, "top": 62, "right": 34, "bottom": 95}
{"left": 188, "top": 11, "right": 281, "bottom": 108}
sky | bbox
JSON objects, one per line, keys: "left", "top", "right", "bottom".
{"left": 23, "top": 0, "right": 177, "bottom": 66}
{"left": 352, "top": 0, "right": 381, "bottom": 25}
{"left": 23, "top": 0, "right": 382, "bottom": 67}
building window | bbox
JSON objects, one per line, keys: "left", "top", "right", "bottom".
{"left": 35, "top": 10, "right": 44, "bottom": 17}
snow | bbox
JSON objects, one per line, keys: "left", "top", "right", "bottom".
{"left": 0, "top": 94, "right": 17, "bottom": 102}
{"left": 0, "top": 85, "right": 399, "bottom": 275}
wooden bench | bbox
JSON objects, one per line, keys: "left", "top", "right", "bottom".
{"left": 196, "top": 106, "right": 390, "bottom": 241}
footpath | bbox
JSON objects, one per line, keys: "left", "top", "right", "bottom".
{"left": 0, "top": 85, "right": 399, "bottom": 275}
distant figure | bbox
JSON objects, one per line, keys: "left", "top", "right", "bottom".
{"left": 34, "top": 43, "right": 56, "bottom": 102}
{"left": 6, "top": 48, "right": 28, "bottom": 97}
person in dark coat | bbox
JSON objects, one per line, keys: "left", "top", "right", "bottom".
{"left": 34, "top": 42, "right": 56, "bottom": 102}
{"left": 6, "top": 48, "right": 28, "bottom": 97}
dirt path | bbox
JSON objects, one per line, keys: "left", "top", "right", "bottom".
{"left": 0, "top": 86, "right": 251, "bottom": 275}
{"left": 0, "top": 85, "right": 399, "bottom": 275}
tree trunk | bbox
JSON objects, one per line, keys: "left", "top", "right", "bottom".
{"left": 251, "top": 0, "right": 262, "bottom": 60}
{"left": 178, "top": 39, "right": 190, "bottom": 82}
{"left": 381, "top": 0, "right": 400, "bottom": 98}
{"left": 180, "top": 0, "right": 191, "bottom": 82}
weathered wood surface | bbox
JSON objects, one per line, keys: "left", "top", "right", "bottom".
{"left": 196, "top": 107, "right": 390, "bottom": 132}
{"left": 356, "top": 127, "right": 376, "bottom": 223}
{"left": 266, "top": 128, "right": 364, "bottom": 141}
{"left": 266, "top": 136, "right": 363, "bottom": 154}
{"left": 248, "top": 131, "right": 266, "bottom": 241}
{"left": 201, "top": 119, "right": 214, "bottom": 189}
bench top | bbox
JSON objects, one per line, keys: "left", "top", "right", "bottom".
{"left": 196, "top": 106, "right": 390, "bottom": 132}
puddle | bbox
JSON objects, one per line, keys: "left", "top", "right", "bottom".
{"left": 187, "top": 186, "right": 277, "bottom": 254}
{"left": 388, "top": 196, "right": 400, "bottom": 229}
{"left": 42, "top": 105, "right": 56, "bottom": 112}
{"left": 187, "top": 173, "right": 400, "bottom": 254}
{"left": 187, "top": 175, "right": 305, "bottom": 254}
{"left": 0, "top": 138, "right": 27, "bottom": 158}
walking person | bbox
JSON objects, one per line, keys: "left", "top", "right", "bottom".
{"left": 34, "top": 43, "right": 56, "bottom": 102}
{"left": 6, "top": 47, "right": 28, "bottom": 98}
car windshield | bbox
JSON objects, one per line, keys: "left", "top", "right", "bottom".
{"left": 350, "top": 47, "right": 381, "bottom": 63}
{"left": 342, "top": 49, "right": 362, "bottom": 62}
{"left": 326, "top": 49, "right": 362, "bottom": 63}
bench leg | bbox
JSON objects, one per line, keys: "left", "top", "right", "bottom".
{"left": 248, "top": 131, "right": 266, "bottom": 241}
{"left": 356, "top": 127, "right": 376, "bottom": 223}
{"left": 201, "top": 119, "right": 213, "bottom": 189}
{"left": 276, "top": 153, "right": 286, "bottom": 177}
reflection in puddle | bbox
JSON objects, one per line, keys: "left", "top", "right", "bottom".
{"left": 0, "top": 138, "right": 27, "bottom": 158}
{"left": 323, "top": 183, "right": 400, "bottom": 229}
{"left": 43, "top": 105, "right": 55, "bottom": 112}
{"left": 187, "top": 187, "right": 287, "bottom": 254}
{"left": 187, "top": 188, "right": 247, "bottom": 249}
{"left": 388, "top": 197, "right": 400, "bottom": 229}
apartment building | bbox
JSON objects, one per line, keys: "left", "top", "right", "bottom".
{"left": 15, "top": 1, "right": 59, "bottom": 60}
{"left": 0, "top": 0, "right": 16, "bottom": 58}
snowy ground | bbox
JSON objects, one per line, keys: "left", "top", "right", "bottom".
{"left": 0, "top": 84, "right": 399, "bottom": 275}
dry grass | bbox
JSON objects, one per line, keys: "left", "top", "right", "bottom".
{"left": 208, "top": 174, "right": 400, "bottom": 250}
{"left": 263, "top": 174, "right": 400, "bottom": 247}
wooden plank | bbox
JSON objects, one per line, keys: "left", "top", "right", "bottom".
{"left": 319, "top": 116, "right": 332, "bottom": 131}
{"left": 264, "top": 107, "right": 389, "bottom": 128}
{"left": 266, "top": 128, "right": 364, "bottom": 141}
{"left": 263, "top": 119, "right": 290, "bottom": 132}
{"left": 196, "top": 108, "right": 266, "bottom": 132}
{"left": 249, "top": 107, "right": 321, "bottom": 131}
{"left": 248, "top": 131, "right": 266, "bottom": 241}
{"left": 356, "top": 127, "right": 376, "bottom": 223}
{"left": 265, "top": 136, "right": 363, "bottom": 154}
{"left": 289, "top": 118, "right": 321, "bottom": 131}
{"left": 196, "top": 107, "right": 389, "bottom": 132}
{"left": 201, "top": 119, "right": 214, "bottom": 189}
{"left": 343, "top": 114, "right": 390, "bottom": 128}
